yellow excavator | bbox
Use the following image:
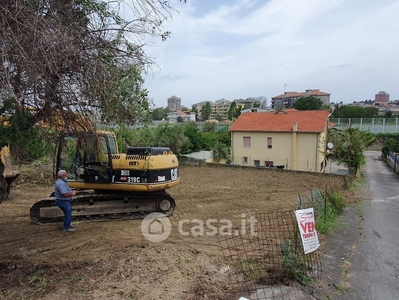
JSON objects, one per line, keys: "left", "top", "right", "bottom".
{"left": 30, "top": 130, "right": 180, "bottom": 223}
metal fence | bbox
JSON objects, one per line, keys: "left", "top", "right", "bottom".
{"left": 387, "top": 151, "right": 399, "bottom": 172}
{"left": 297, "top": 190, "right": 326, "bottom": 220}
{"left": 218, "top": 211, "right": 322, "bottom": 300}
{"left": 329, "top": 118, "right": 399, "bottom": 133}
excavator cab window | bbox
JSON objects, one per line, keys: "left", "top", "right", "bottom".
{"left": 57, "top": 136, "right": 80, "bottom": 179}
{"left": 102, "top": 134, "right": 118, "bottom": 154}
{"left": 57, "top": 133, "right": 113, "bottom": 183}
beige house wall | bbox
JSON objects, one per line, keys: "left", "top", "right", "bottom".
{"left": 231, "top": 130, "right": 327, "bottom": 172}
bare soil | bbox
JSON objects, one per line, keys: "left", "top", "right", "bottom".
{"left": 0, "top": 164, "right": 360, "bottom": 300}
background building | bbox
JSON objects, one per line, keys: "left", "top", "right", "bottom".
{"left": 167, "top": 110, "right": 196, "bottom": 123}
{"left": 211, "top": 99, "right": 230, "bottom": 119}
{"left": 271, "top": 89, "right": 330, "bottom": 109}
{"left": 375, "top": 91, "right": 389, "bottom": 105}
{"left": 236, "top": 98, "right": 262, "bottom": 109}
{"left": 193, "top": 96, "right": 267, "bottom": 120}
{"left": 167, "top": 95, "right": 181, "bottom": 111}
{"left": 192, "top": 100, "right": 232, "bottom": 120}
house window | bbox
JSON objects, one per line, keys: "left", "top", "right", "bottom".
{"left": 265, "top": 161, "right": 274, "bottom": 167}
{"left": 267, "top": 137, "right": 272, "bottom": 149}
{"left": 254, "top": 160, "right": 260, "bottom": 167}
{"left": 243, "top": 137, "right": 251, "bottom": 148}
{"left": 243, "top": 157, "right": 248, "bottom": 164}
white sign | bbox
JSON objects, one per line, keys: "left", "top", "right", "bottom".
{"left": 294, "top": 208, "right": 320, "bottom": 254}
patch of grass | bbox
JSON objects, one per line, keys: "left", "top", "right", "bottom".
{"left": 316, "top": 206, "right": 340, "bottom": 235}
{"left": 356, "top": 203, "right": 364, "bottom": 220}
{"left": 332, "top": 283, "right": 347, "bottom": 292}
{"left": 316, "top": 192, "right": 345, "bottom": 235}
{"left": 71, "top": 275, "right": 83, "bottom": 282}
{"left": 356, "top": 203, "right": 364, "bottom": 241}
{"left": 348, "top": 175, "right": 365, "bottom": 191}
{"left": 27, "top": 275, "right": 50, "bottom": 297}
{"left": 40, "top": 247, "right": 55, "bottom": 253}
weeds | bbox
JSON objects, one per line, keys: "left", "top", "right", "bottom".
{"left": 281, "top": 240, "right": 313, "bottom": 286}
{"left": 328, "top": 192, "right": 345, "bottom": 214}
{"left": 71, "top": 275, "right": 83, "bottom": 282}
{"left": 316, "top": 206, "right": 339, "bottom": 235}
{"left": 316, "top": 192, "right": 345, "bottom": 235}
{"left": 235, "top": 258, "right": 270, "bottom": 285}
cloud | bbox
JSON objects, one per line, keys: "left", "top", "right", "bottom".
{"left": 142, "top": 0, "right": 399, "bottom": 107}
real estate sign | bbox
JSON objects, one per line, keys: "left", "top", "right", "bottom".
{"left": 295, "top": 208, "right": 320, "bottom": 254}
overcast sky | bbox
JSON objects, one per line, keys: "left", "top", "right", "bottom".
{"left": 142, "top": 0, "right": 399, "bottom": 108}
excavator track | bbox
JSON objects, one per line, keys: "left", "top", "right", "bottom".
{"left": 30, "top": 190, "right": 176, "bottom": 224}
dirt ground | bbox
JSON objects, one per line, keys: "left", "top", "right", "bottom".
{"left": 0, "top": 164, "right": 359, "bottom": 300}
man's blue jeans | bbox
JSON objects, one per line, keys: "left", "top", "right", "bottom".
{"left": 56, "top": 200, "right": 72, "bottom": 230}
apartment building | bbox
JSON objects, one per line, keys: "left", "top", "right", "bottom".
{"left": 167, "top": 95, "right": 181, "bottom": 111}
{"left": 271, "top": 89, "right": 330, "bottom": 109}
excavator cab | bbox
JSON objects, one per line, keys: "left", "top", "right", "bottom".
{"left": 56, "top": 132, "right": 116, "bottom": 183}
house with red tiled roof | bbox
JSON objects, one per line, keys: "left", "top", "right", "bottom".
{"left": 271, "top": 89, "right": 330, "bottom": 109}
{"left": 167, "top": 110, "right": 196, "bottom": 123}
{"left": 228, "top": 110, "right": 330, "bottom": 172}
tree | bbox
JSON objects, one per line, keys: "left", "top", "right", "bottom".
{"left": 153, "top": 124, "right": 189, "bottom": 155}
{"left": 227, "top": 101, "right": 241, "bottom": 120}
{"left": 259, "top": 97, "right": 268, "bottom": 109}
{"left": 215, "top": 128, "right": 231, "bottom": 148}
{"left": 215, "top": 114, "right": 223, "bottom": 122}
{"left": 384, "top": 110, "right": 395, "bottom": 118}
{"left": 151, "top": 107, "right": 171, "bottom": 121}
{"left": 1, "top": 0, "right": 174, "bottom": 137}
{"left": 381, "top": 134, "right": 399, "bottom": 159}
{"left": 203, "top": 121, "right": 217, "bottom": 132}
{"left": 125, "top": 126, "right": 156, "bottom": 148}
{"left": 293, "top": 96, "right": 324, "bottom": 110}
{"left": 330, "top": 106, "right": 379, "bottom": 118}
{"left": 177, "top": 116, "right": 184, "bottom": 123}
{"left": 243, "top": 103, "right": 251, "bottom": 109}
{"left": 328, "top": 128, "right": 376, "bottom": 179}
{"left": 227, "top": 101, "right": 236, "bottom": 120}
{"left": 364, "top": 107, "right": 379, "bottom": 118}
{"left": 182, "top": 122, "right": 204, "bottom": 153}
{"left": 191, "top": 106, "right": 198, "bottom": 121}
{"left": 211, "top": 141, "right": 230, "bottom": 163}
{"left": 201, "top": 102, "right": 212, "bottom": 121}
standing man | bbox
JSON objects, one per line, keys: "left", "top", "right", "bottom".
{"left": 55, "top": 170, "right": 76, "bottom": 232}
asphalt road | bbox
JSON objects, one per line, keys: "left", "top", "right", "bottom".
{"left": 343, "top": 151, "right": 399, "bottom": 300}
